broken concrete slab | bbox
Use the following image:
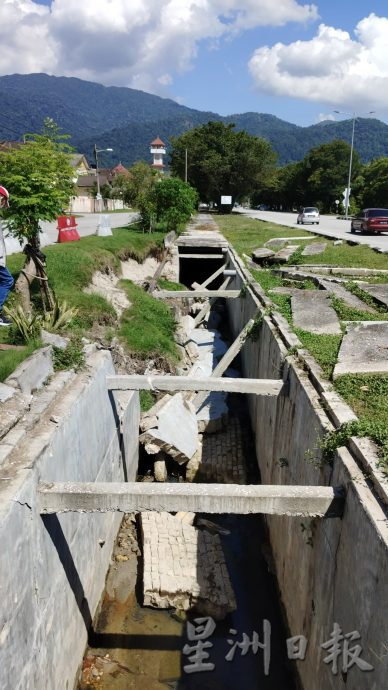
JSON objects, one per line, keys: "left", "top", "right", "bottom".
{"left": 318, "top": 279, "right": 375, "bottom": 313}
{"left": 264, "top": 238, "right": 287, "bottom": 250}
{"left": 269, "top": 246, "right": 300, "bottom": 263}
{"left": 291, "top": 291, "right": 342, "bottom": 334}
{"left": 333, "top": 321, "right": 388, "bottom": 378}
{"left": 139, "top": 392, "right": 198, "bottom": 463}
{"left": 5, "top": 346, "right": 54, "bottom": 395}
{"left": 252, "top": 248, "right": 275, "bottom": 263}
{"left": 361, "top": 284, "right": 388, "bottom": 309}
{"left": 141, "top": 511, "right": 236, "bottom": 620}
{"left": 301, "top": 242, "right": 327, "bottom": 256}
{"left": 189, "top": 329, "right": 228, "bottom": 360}
{"left": 196, "top": 391, "right": 228, "bottom": 433}
{"left": 41, "top": 329, "right": 69, "bottom": 349}
{"left": 0, "top": 383, "right": 17, "bottom": 404}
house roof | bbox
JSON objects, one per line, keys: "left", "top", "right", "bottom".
{"left": 111, "top": 163, "right": 129, "bottom": 176}
{"left": 150, "top": 136, "right": 165, "bottom": 146}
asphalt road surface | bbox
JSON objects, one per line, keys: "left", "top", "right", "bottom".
{"left": 237, "top": 208, "right": 388, "bottom": 253}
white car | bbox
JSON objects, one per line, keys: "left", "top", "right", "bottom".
{"left": 297, "top": 207, "right": 320, "bottom": 225}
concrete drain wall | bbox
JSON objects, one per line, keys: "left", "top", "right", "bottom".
{"left": 226, "top": 247, "right": 388, "bottom": 690}
{"left": 0, "top": 351, "right": 140, "bottom": 690}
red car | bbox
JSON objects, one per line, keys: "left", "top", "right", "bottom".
{"left": 350, "top": 208, "right": 388, "bottom": 234}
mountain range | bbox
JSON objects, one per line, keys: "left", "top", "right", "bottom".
{"left": 1, "top": 73, "right": 388, "bottom": 168}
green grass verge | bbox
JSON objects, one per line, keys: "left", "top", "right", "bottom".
{"left": 0, "top": 341, "right": 40, "bottom": 382}
{"left": 215, "top": 212, "right": 388, "bottom": 469}
{"left": 119, "top": 280, "right": 178, "bottom": 363}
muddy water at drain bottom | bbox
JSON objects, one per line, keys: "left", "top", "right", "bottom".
{"left": 78, "top": 512, "right": 295, "bottom": 690}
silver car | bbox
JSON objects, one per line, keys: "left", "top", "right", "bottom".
{"left": 297, "top": 207, "right": 320, "bottom": 225}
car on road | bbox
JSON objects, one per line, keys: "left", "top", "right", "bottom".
{"left": 350, "top": 208, "right": 388, "bottom": 234}
{"left": 297, "top": 207, "right": 320, "bottom": 224}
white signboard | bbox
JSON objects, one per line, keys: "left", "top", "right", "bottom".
{"left": 221, "top": 195, "right": 232, "bottom": 205}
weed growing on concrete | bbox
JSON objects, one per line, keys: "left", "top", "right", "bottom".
{"left": 52, "top": 337, "right": 85, "bottom": 372}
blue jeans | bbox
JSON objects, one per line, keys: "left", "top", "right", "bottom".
{"left": 0, "top": 265, "right": 14, "bottom": 310}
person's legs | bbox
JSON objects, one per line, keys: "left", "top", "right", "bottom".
{"left": 0, "top": 265, "right": 14, "bottom": 311}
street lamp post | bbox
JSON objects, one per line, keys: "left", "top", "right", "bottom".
{"left": 333, "top": 110, "right": 375, "bottom": 220}
{"left": 93, "top": 144, "right": 113, "bottom": 212}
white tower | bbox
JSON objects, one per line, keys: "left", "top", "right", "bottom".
{"left": 150, "top": 136, "right": 166, "bottom": 173}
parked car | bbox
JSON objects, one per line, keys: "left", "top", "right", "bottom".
{"left": 297, "top": 207, "right": 320, "bottom": 224}
{"left": 350, "top": 208, "right": 388, "bottom": 234}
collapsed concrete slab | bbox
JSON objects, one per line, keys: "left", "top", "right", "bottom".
{"left": 333, "top": 321, "right": 388, "bottom": 378}
{"left": 252, "top": 248, "right": 275, "bottom": 263}
{"left": 318, "top": 279, "right": 375, "bottom": 313}
{"left": 361, "top": 284, "right": 388, "bottom": 309}
{"left": 270, "top": 246, "right": 300, "bottom": 263}
{"left": 291, "top": 290, "right": 342, "bottom": 334}
{"left": 301, "top": 242, "right": 327, "bottom": 256}
{"left": 139, "top": 393, "right": 198, "bottom": 463}
{"left": 141, "top": 511, "right": 236, "bottom": 620}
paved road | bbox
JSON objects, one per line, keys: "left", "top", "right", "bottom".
{"left": 237, "top": 208, "right": 388, "bottom": 253}
{"left": 5, "top": 211, "right": 139, "bottom": 255}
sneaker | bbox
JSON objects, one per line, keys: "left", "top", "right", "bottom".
{"left": 0, "top": 313, "right": 11, "bottom": 327}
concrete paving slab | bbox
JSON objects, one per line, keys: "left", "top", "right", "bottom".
{"left": 5, "top": 346, "right": 54, "bottom": 395}
{"left": 252, "top": 248, "right": 275, "bottom": 262}
{"left": 318, "top": 279, "right": 375, "bottom": 313}
{"left": 361, "top": 284, "right": 388, "bottom": 309}
{"left": 334, "top": 321, "right": 388, "bottom": 377}
{"left": 141, "top": 511, "right": 236, "bottom": 620}
{"left": 301, "top": 242, "right": 327, "bottom": 256}
{"left": 270, "top": 246, "right": 300, "bottom": 263}
{"left": 291, "top": 290, "right": 342, "bottom": 334}
{"left": 139, "top": 392, "right": 198, "bottom": 463}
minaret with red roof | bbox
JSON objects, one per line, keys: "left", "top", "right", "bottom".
{"left": 150, "top": 136, "right": 166, "bottom": 172}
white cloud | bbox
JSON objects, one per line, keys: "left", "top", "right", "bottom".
{"left": 0, "top": 0, "right": 317, "bottom": 94}
{"left": 248, "top": 14, "right": 388, "bottom": 112}
{"left": 317, "top": 113, "right": 336, "bottom": 122}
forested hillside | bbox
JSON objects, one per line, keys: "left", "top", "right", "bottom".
{"left": 1, "top": 73, "right": 387, "bottom": 166}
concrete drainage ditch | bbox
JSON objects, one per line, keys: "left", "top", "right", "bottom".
{"left": 1, "top": 216, "right": 387, "bottom": 690}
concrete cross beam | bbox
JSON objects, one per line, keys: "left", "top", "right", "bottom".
{"left": 38, "top": 482, "right": 345, "bottom": 517}
{"left": 179, "top": 253, "right": 225, "bottom": 259}
{"left": 152, "top": 289, "right": 240, "bottom": 299}
{"left": 193, "top": 277, "right": 231, "bottom": 326}
{"left": 193, "top": 318, "right": 255, "bottom": 408}
{"left": 106, "top": 375, "right": 284, "bottom": 396}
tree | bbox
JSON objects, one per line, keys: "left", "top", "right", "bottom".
{"left": 0, "top": 118, "right": 76, "bottom": 310}
{"left": 170, "top": 122, "right": 276, "bottom": 211}
{"left": 357, "top": 157, "right": 388, "bottom": 208}
{"left": 300, "top": 140, "right": 361, "bottom": 213}
{"left": 154, "top": 177, "right": 198, "bottom": 232}
{"left": 110, "top": 161, "right": 159, "bottom": 208}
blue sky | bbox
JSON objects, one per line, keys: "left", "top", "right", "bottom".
{"left": 1, "top": 1, "right": 388, "bottom": 126}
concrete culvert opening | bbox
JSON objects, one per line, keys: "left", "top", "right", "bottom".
{"left": 178, "top": 247, "right": 226, "bottom": 289}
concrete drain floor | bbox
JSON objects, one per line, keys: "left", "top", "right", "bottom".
{"left": 78, "top": 396, "right": 296, "bottom": 690}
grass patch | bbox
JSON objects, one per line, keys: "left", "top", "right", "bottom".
{"left": 157, "top": 278, "right": 187, "bottom": 291}
{"left": 52, "top": 337, "right": 86, "bottom": 372}
{"left": 295, "top": 329, "right": 343, "bottom": 379}
{"left": 215, "top": 214, "right": 311, "bottom": 256}
{"left": 321, "top": 372, "right": 388, "bottom": 471}
{"left": 139, "top": 389, "right": 157, "bottom": 412}
{"left": 119, "top": 280, "right": 178, "bottom": 363}
{"left": 0, "top": 341, "right": 40, "bottom": 382}
{"left": 331, "top": 296, "right": 388, "bottom": 322}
